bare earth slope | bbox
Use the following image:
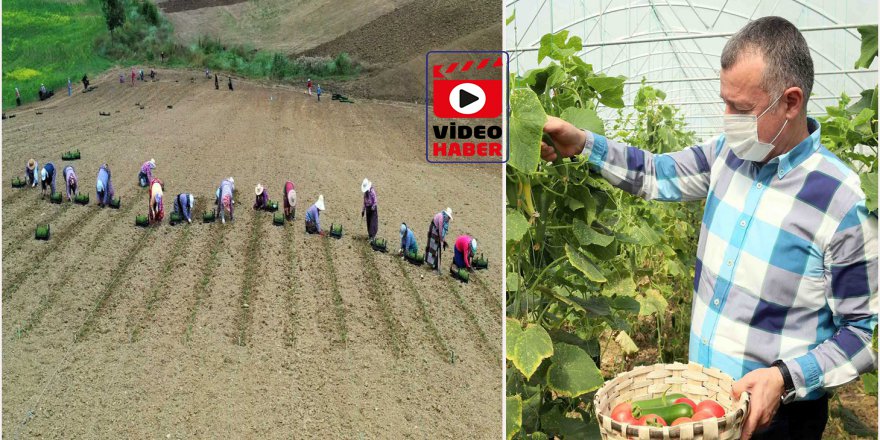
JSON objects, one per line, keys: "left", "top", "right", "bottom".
{"left": 2, "top": 69, "right": 502, "bottom": 438}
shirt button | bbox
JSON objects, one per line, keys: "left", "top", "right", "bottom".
{"left": 727, "top": 260, "right": 733, "bottom": 267}
{"left": 713, "top": 299, "right": 720, "bottom": 306}
{"left": 702, "top": 338, "right": 709, "bottom": 345}
{"left": 756, "top": 183, "right": 763, "bottom": 189}
{"left": 739, "top": 220, "right": 746, "bottom": 227}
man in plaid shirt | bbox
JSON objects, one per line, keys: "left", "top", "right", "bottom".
{"left": 541, "top": 17, "right": 877, "bottom": 440}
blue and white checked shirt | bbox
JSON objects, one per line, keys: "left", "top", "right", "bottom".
{"left": 580, "top": 118, "right": 877, "bottom": 400}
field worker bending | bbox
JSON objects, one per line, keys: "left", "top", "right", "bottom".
{"left": 283, "top": 180, "right": 297, "bottom": 220}
{"left": 425, "top": 207, "right": 452, "bottom": 273}
{"left": 537, "top": 17, "right": 878, "bottom": 439}
{"left": 63, "top": 165, "right": 78, "bottom": 201}
{"left": 316, "top": 85, "right": 323, "bottom": 101}
{"left": 216, "top": 177, "right": 235, "bottom": 224}
{"left": 96, "top": 163, "right": 115, "bottom": 207}
{"left": 40, "top": 162, "right": 56, "bottom": 197}
{"left": 305, "top": 195, "right": 325, "bottom": 236}
{"left": 254, "top": 183, "right": 269, "bottom": 210}
{"left": 399, "top": 223, "right": 418, "bottom": 256}
{"left": 174, "top": 193, "right": 195, "bottom": 224}
{"left": 361, "top": 178, "right": 378, "bottom": 240}
{"left": 149, "top": 178, "right": 165, "bottom": 223}
{"left": 139, "top": 158, "right": 156, "bottom": 187}
{"left": 452, "top": 235, "right": 477, "bottom": 271}
{"left": 25, "top": 159, "right": 39, "bottom": 187}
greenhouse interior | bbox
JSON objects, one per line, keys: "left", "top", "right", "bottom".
{"left": 505, "top": 0, "right": 878, "bottom": 141}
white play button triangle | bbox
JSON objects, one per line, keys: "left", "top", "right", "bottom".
{"left": 449, "top": 83, "right": 486, "bottom": 115}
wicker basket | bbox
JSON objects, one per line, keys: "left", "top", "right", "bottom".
{"left": 594, "top": 362, "right": 749, "bottom": 440}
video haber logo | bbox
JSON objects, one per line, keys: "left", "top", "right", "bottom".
{"left": 426, "top": 52, "right": 508, "bottom": 163}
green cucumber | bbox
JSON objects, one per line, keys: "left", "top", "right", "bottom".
{"left": 632, "top": 403, "right": 693, "bottom": 421}
{"left": 632, "top": 393, "right": 687, "bottom": 413}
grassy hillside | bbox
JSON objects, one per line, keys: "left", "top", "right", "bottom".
{"left": 2, "top": 0, "right": 114, "bottom": 109}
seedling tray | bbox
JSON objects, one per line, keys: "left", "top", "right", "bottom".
{"left": 35, "top": 224, "right": 50, "bottom": 240}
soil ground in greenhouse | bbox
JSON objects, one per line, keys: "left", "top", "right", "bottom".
{"left": 2, "top": 68, "right": 503, "bottom": 438}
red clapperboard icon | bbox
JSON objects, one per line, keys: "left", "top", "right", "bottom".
{"left": 432, "top": 57, "right": 503, "bottom": 119}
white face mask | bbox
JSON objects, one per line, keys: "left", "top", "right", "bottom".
{"left": 723, "top": 93, "right": 788, "bottom": 162}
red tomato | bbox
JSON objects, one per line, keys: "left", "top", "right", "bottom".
{"left": 691, "top": 410, "right": 717, "bottom": 421}
{"left": 611, "top": 402, "right": 635, "bottom": 423}
{"left": 638, "top": 414, "right": 668, "bottom": 427}
{"left": 695, "top": 400, "right": 726, "bottom": 418}
{"left": 674, "top": 397, "right": 697, "bottom": 412}
{"left": 671, "top": 417, "right": 693, "bottom": 426}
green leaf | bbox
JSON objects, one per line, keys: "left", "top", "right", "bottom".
{"left": 572, "top": 219, "right": 614, "bottom": 247}
{"left": 855, "top": 26, "right": 878, "bottom": 69}
{"left": 637, "top": 289, "right": 668, "bottom": 317}
{"left": 598, "top": 87, "right": 625, "bottom": 108}
{"left": 510, "top": 88, "right": 547, "bottom": 174}
{"left": 540, "top": 407, "right": 601, "bottom": 439}
{"left": 538, "top": 31, "right": 582, "bottom": 63}
{"left": 565, "top": 244, "right": 606, "bottom": 283}
{"left": 506, "top": 10, "right": 516, "bottom": 25}
{"left": 507, "top": 208, "right": 531, "bottom": 243}
{"left": 546, "top": 343, "right": 604, "bottom": 398}
{"left": 506, "top": 395, "right": 523, "bottom": 440}
{"left": 528, "top": 433, "right": 550, "bottom": 440}
{"left": 631, "top": 224, "right": 661, "bottom": 246}
{"left": 585, "top": 75, "right": 626, "bottom": 93}
{"left": 862, "top": 372, "right": 878, "bottom": 396}
{"left": 860, "top": 172, "right": 878, "bottom": 214}
{"left": 510, "top": 323, "right": 554, "bottom": 380}
{"left": 568, "top": 295, "right": 611, "bottom": 316}
{"left": 603, "top": 276, "right": 637, "bottom": 297}
{"left": 547, "top": 329, "right": 599, "bottom": 358}
{"left": 560, "top": 106, "right": 604, "bottom": 135}
{"left": 506, "top": 318, "right": 524, "bottom": 360}
{"left": 611, "top": 295, "right": 640, "bottom": 313}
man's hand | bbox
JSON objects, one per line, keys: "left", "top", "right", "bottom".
{"left": 540, "top": 116, "right": 588, "bottom": 161}
{"left": 731, "top": 367, "right": 785, "bottom": 440}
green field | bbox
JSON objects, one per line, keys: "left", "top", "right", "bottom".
{"left": 2, "top": 0, "right": 113, "bottom": 109}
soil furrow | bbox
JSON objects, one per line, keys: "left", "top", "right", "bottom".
{"left": 321, "top": 237, "right": 348, "bottom": 343}
{"left": 127, "top": 225, "right": 192, "bottom": 342}
{"left": 183, "top": 223, "right": 227, "bottom": 343}
{"left": 356, "top": 239, "right": 406, "bottom": 356}
{"left": 235, "top": 210, "right": 264, "bottom": 346}
{"left": 74, "top": 227, "right": 156, "bottom": 342}
{"left": 442, "top": 276, "right": 494, "bottom": 362}
{"left": 394, "top": 257, "right": 452, "bottom": 361}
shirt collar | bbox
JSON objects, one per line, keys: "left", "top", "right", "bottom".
{"left": 766, "top": 117, "right": 822, "bottom": 179}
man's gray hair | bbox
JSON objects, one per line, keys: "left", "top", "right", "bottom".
{"left": 721, "top": 16, "right": 814, "bottom": 109}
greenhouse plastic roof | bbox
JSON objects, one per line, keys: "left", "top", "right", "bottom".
{"left": 505, "top": 0, "right": 878, "bottom": 141}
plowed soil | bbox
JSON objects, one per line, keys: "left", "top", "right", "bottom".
{"left": 2, "top": 69, "right": 502, "bottom": 438}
